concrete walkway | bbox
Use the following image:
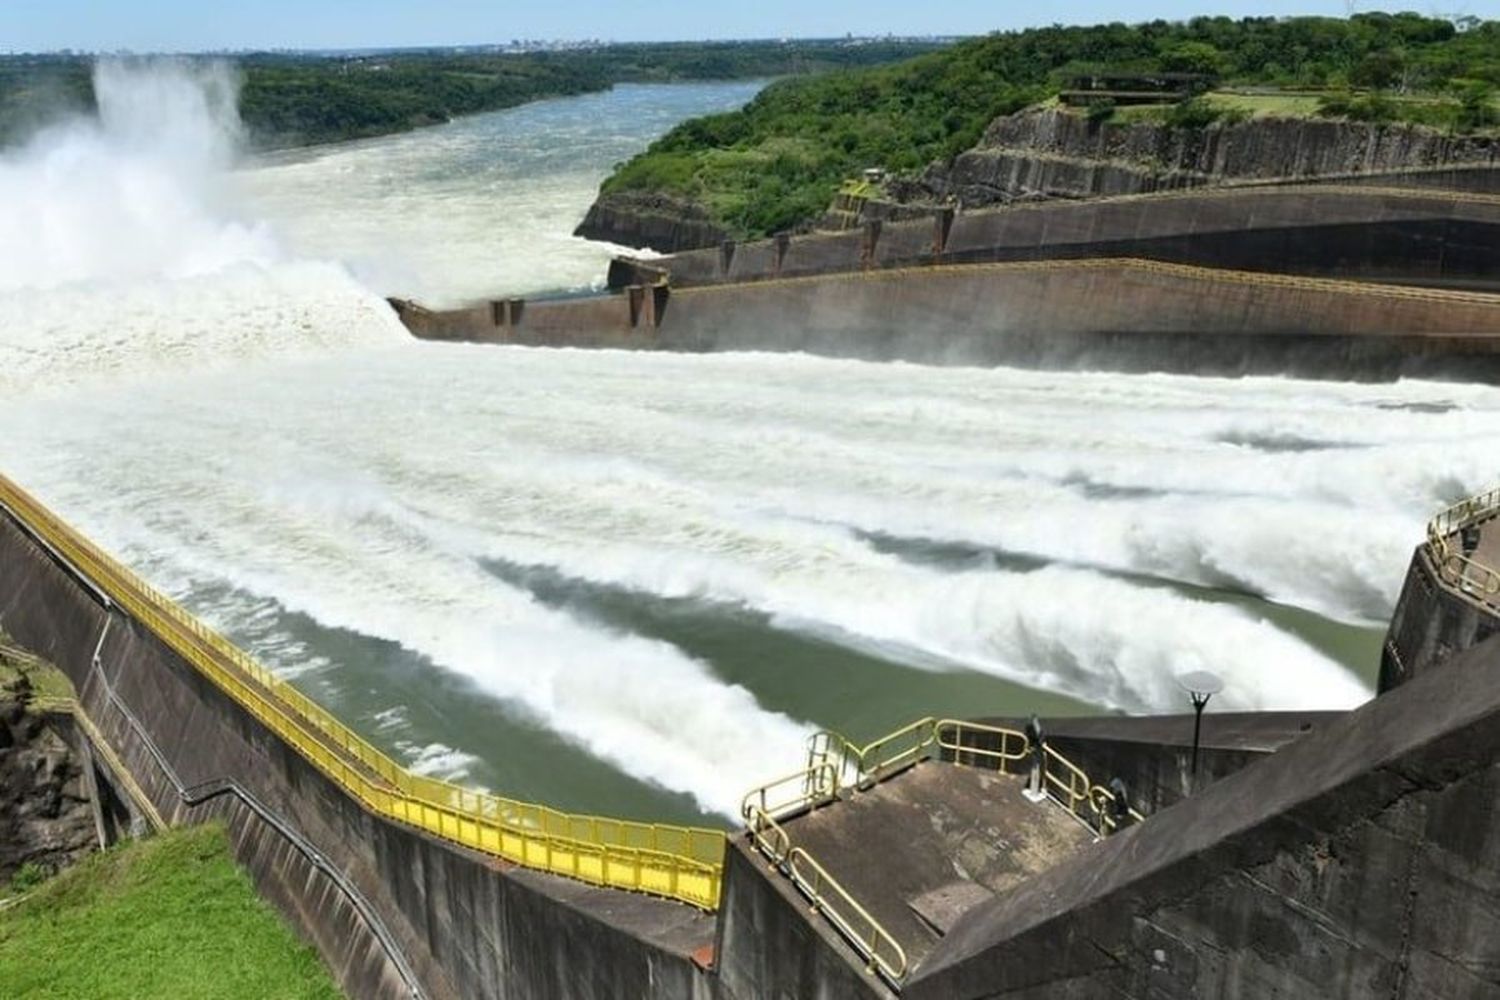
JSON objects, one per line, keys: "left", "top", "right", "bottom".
{"left": 777, "top": 761, "right": 1093, "bottom": 975}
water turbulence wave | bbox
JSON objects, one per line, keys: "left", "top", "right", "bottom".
{"left": 0, "top": 59, "right": 409, "bottom": 396}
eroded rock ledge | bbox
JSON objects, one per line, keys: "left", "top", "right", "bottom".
{"left": 923, "top": 108, "right": 1500, "bottom": 207}
{"left": 0, "top": 671, "right": 94, "bottom": 885}
{"left": 573, "top": 191, "right": 729, "bottom": 255}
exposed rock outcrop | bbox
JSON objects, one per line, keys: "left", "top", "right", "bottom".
{"left": 0, "top": 673, "right": 95, "bottom": 886}
{"left": 573, "top": 191, "right": 730, "bottom": 254}
{"left": 579, "top": 106, "right": 1500, "bottom": 254}
{"left": 923, "top": 108, "right": 1500, "bottom": 207}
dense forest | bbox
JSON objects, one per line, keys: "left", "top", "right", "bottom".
{"left": 598, "top": 13, "right": 1500, "bottom": 239}
{"left": 0, "top": 39, "right": 946, "bottom": 149}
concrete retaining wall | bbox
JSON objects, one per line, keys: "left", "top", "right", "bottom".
{"left": 612, "top": 187, "right": 1500, "bottom": 293}
{"left": 972, "top": 713, "right": 1338, "bottom": 816}
{"left": 399, "top": 260, "right": 1500, "bottom": 383}
{"left": 715, "top": 838, "right": 890, "bottom": 1000}
{"left": 0, "top": 507, "right": 714, "bottom": 1000}
{"left": 1381, "top": 546, "right": 1500, "bottom": 692}
{"left": 905, "top": 633, "right": 1500, "bottom": 1000}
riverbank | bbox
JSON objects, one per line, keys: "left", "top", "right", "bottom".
{"left": 0, "top": 40, "right": 945, "bottom": 152}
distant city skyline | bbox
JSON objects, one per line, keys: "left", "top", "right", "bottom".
{"left": 6, "top": 1, "right": 1499, "bottom": 55}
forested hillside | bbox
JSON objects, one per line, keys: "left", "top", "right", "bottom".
{"left": 594, "top": 13, "right": 1500, "bottom": 240}
{"left": 0, "top": 39, "right": 946, "bottom": 149}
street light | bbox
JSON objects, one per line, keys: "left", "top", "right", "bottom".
{"left": 1177, "top": 670, "right": 1223, "bottom": 793}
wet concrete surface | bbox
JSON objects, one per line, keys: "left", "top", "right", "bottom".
{"left": 777, "top": 761, "right": 1093, "bottom": 973}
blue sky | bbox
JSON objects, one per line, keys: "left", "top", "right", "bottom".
{"left": 5, "top": 1, "right": 1499, "bottom": 53}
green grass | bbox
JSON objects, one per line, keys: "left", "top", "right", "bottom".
{"left": 0, "top": 824, "right": 342, "bottom": 1000}
{"left": 1205, "top": 91, "right": 1327, "bottom": 118}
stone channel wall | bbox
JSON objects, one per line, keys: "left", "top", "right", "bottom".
{"left": 0, "top": 506, "right": 714, "bottom": 1000}
{"left": 906, "top": 633, "right": 1500, "bottom": 1000}
{"left": 609, "top": 186, "right": 1500, "bottom": 293}
{"left": 925, "top": 109, "right": 1500, "bottom": 206}
{"left": 1381, "top": 545, "right": 1500, "bottom": 692}
{"left": 395, "top": 259, "right": 1500, "bottom": 383}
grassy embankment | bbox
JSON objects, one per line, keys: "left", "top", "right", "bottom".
{"left": 1111, "top": 87, "right": 1500, "bottom": 126}
{"left": 596, "top": 13, "right": 1500, "bottom": 240}
{"left": 0, "top": 823, "right": 342, "bottom": 1000}
{"left": 0, "top": 634, "right": 340, "bottom": 999}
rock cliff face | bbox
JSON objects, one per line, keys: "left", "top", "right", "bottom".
{"left": 579, "top": 107, "right": 1500, "bottom": 254}
{"left": 924, "top": 108, "right": 1500, "bottom": 207}
{"left": 0, "top": 674, "right": 94, "bottom": 885}
{"left": 572, "top": 191, "right": 729, "bottom": 255}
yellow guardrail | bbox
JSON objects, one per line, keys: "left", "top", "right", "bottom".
{"left": 936, "top": 718, "right": 1030, "bottom": 774}
{"left": 1038, "top": 744, "right": 1142, "bottom": 835}
{"left": 789, "top": 847, "right": 908, "bottom": 983}
{"left": 0, "top": 474, "right": 725, "bottom": 909}
{"left": 1426, "top": 486, "right": 1500, "bottom": 616}
{"left": 838, "top": 178, "right": 877, "bottom": 200}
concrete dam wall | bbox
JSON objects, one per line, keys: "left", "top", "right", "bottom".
{"left": 1382, "top": 489, "right": 1500, "bottom": 692}
{"left": 576, "top": 108, "right": 1500, "bottom": 254}
{"left": 612, "top": 186, "right": 1500, "bottom": 293}
{"left": 898, "top": 632, "right": 1500, "bottom": 1000}
{"left": 394, "top": 258, "right": 1500, "bottom": 383}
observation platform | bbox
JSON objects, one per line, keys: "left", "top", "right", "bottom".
{"left": 773, "top": 761, "right": 1092, "bottom": 975}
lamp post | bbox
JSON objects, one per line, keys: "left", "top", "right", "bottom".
{"left": 1177, "top": 670, "right": 1223, "bottom": 793}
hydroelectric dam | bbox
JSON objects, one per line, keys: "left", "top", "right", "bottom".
{"left": 5, "top": 154, "right": 1500, "bottom": 999}
{"left": 5, "top": 63, "right": 1500, "bottom": 999}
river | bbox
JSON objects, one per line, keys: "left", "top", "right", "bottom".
{"left": 1, "top": 63, "right": 1491, "bottom": 827}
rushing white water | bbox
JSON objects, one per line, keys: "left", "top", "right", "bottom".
{"left": 237, "top": 81, "right": 765, "bottom": 306}
{"left": 1, "top": 62, "right": 1488, "bottom": 821}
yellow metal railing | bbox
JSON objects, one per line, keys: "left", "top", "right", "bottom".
{"left": 789, "top": 848, "right": 908, "bottom": 983}
{"left": 936, "top": 719, "right": 1031, "bottom": 774}
{"left": 0, "top": 474, "right": 725, "bottom": 910}
{"left": 1426, "top": 486, "right": 1500, "bottom": 615}
{"left": 838, "top": 178, "right": 878, "bottom": 200}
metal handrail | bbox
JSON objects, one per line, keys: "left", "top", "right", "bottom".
{"left": 1426, "top": 486, "right": 1500, "bottom": 615}
{"left": 789, "top": 847, "right": 909, "bottom": 985}
{"left": 1041, "top": 744, "right": 1094, "bottom": 820}
{"left": 740, "top": 762, "right": 841, "bottom": 826}
{"left": 855, "top": 717, "right": 939, "bottom": 786}
{"left": 743, "top": 804, "right": 793, "bottom": 865}
{"left": 0, "top": 474, "right": 725, "bottom": 910}
{"left": 936, "top": 719, "right": 1030, "bottom": 774}
{"left": 1088, "top": 783, "right": 1148, "bottom": 835}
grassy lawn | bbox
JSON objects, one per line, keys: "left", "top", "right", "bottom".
{"left": 1205, "top": 91, "right": 1327, "bottom": 117}
{"left": 0, "top": 823, "right": 342, "bottom": 1000}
